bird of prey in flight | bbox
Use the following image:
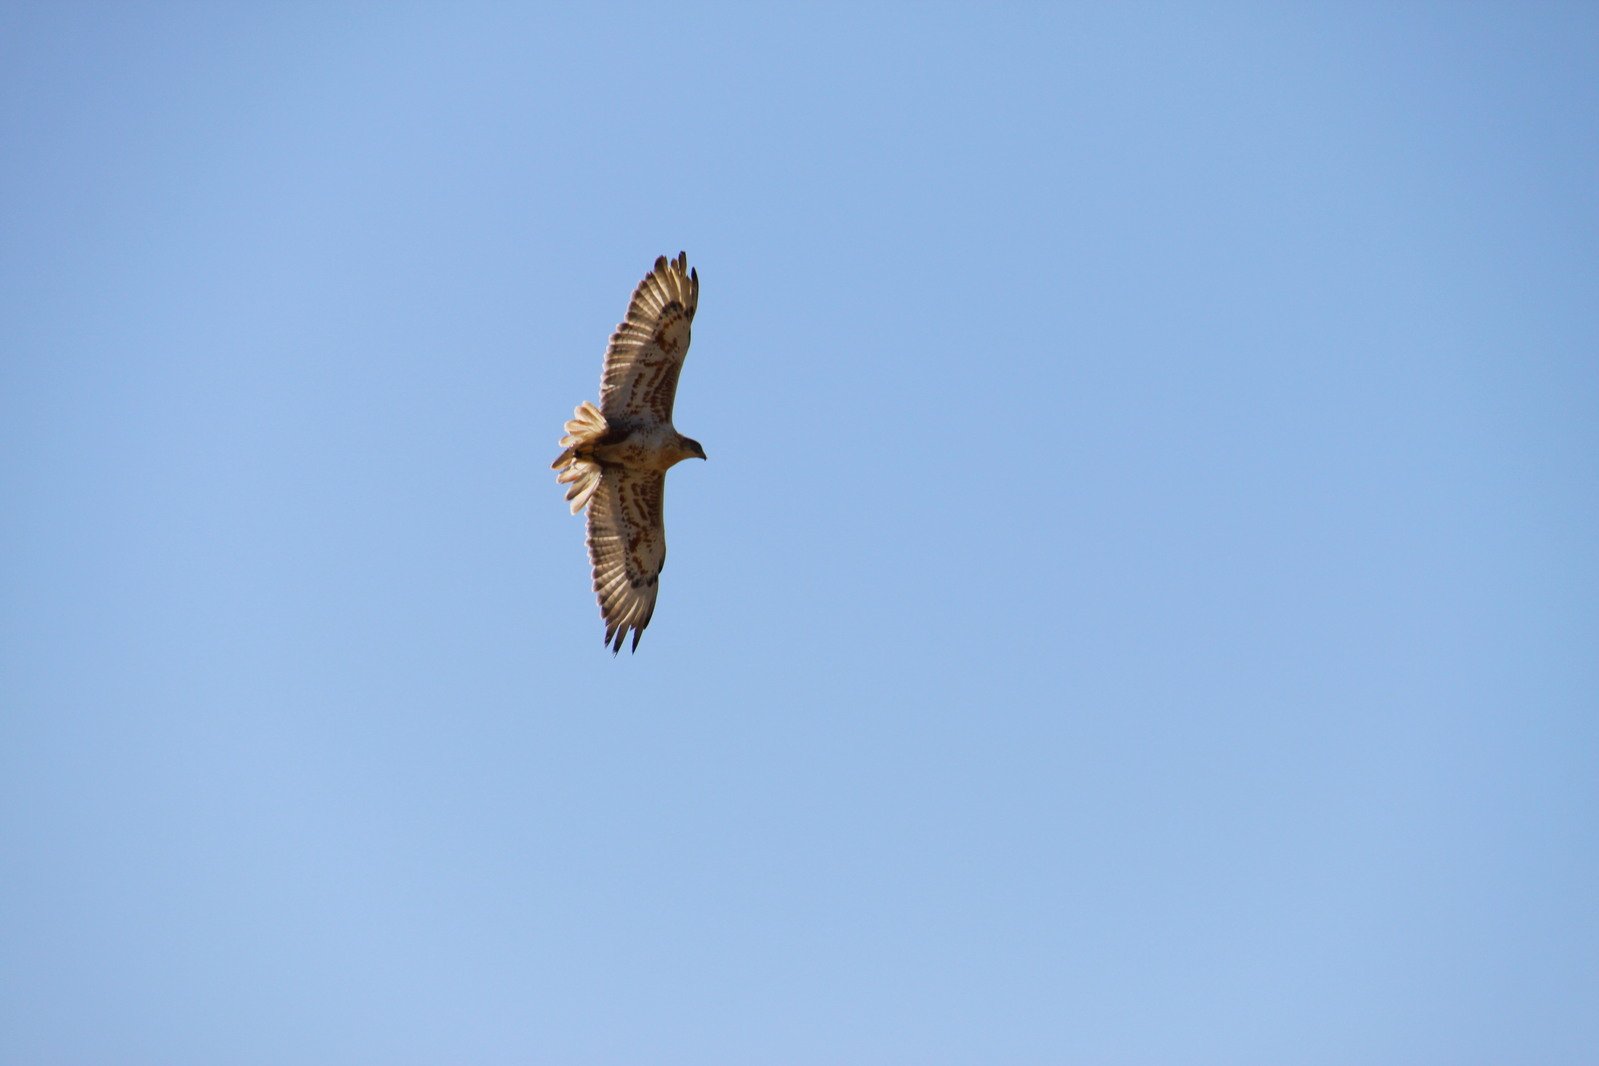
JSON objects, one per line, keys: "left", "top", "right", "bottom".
{"left": 552, "top": 253, "right": 705, "bottom": 653}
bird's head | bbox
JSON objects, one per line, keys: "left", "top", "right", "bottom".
{"left": 680, "top": 436, "right": 707, "bottom": 461}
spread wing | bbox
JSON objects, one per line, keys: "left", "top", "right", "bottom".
{"left": 585, "top": 466, "right": 668, "bottom": 653}
{"left": 599, "top": 252, "right": 698, "bottom": 423}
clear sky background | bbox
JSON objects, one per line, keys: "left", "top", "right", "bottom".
{"left": 3, "top": 4, "right": 1596, "bottom": 1063}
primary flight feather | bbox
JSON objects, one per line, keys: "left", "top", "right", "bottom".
{"left": 552, "top": 253, "right": 705, "bottom": 653}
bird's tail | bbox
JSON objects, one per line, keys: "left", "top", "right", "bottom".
{"left": 551, "top": 401, "right": 607, "bottom": 514}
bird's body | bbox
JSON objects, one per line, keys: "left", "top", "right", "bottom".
{"left": 552, "top": 253, "right": 704, "bottom": 653}
{"left": 585, "top": 420, "right": 702, "bottom": 474}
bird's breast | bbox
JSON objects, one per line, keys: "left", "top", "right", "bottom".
{"left": 591, "top": 423, "right": 682, "bottom": 473}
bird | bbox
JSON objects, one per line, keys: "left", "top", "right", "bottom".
{"left": 552, "top": 252, "right": 706, "bottom": 653}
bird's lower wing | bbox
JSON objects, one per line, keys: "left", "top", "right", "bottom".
{"left": 585, "top": 467, "right": 668, "bottom": 653}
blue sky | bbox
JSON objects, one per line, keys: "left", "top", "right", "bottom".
{"left": 3, "top": 4, "right": 1596, "bottom": 1062}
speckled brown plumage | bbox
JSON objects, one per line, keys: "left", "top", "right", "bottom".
{"left": 599, "top": 252, "right": 698, "bottom": 423}
{"left": 551, "top": 253, "right": 706, "bottom": 653}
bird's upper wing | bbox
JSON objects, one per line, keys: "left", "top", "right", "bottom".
{"left": 585, "top": 466, "right": 668, "bottom": 653}
{"left": 598, "top": 252, "right": 698, "bottom": 423}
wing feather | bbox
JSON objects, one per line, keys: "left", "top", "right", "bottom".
{"left": 598, "top": 252, "right": 699, "bottom": 423}
{"left": 585, "top": 465, "right": 668, "bottom": 653}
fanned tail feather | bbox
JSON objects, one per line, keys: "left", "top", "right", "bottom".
{"left": 551, "top": 401, "right": 606, "bottom": 514}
